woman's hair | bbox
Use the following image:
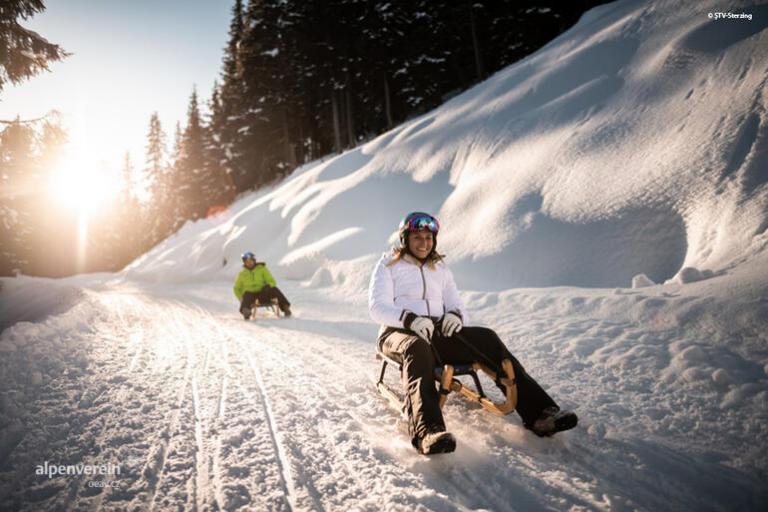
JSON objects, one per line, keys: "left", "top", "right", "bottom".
{"left": 387, "top": 245, "right": 445, "bottom": 269}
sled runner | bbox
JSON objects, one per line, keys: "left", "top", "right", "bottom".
{"left": 375, "top": 348, "right": 518, "bottom": 416}
{"left": 250, "top": 297, "right": 283, "bottom": 319}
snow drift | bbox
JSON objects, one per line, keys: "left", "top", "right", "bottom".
{"left": 0, "top": 278, "right": 83, "bottom": 332}
{"left": 126, "top": 0, "right": 768, "bottom": 294}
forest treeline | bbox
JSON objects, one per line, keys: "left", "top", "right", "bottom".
{"left": 1, "top": 0, "right": 607, "bottom": 277}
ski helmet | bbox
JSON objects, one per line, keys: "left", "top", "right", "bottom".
{"left": 241, "top": 251, "right": 256, "bottom": 262}
{"left": 398, "top": 212, "right": 440, "bottom": 248}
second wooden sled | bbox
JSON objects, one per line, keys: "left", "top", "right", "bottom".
{"left": 375, "top": 350, "right": 518, "bottom": 416}
{"left": 249, "top": 297, "right": 282, "bottom": 319}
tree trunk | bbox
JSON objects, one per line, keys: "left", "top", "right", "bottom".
{"left": 331, "top": 90, "right": 342, "bottom": 153}
{"left": 297, "top": 121, "right": 305, "bottom": 163}
{"left": 282, "top": 106, "right": 297, "bottom": 169}
{"left": 384, "top": 75, "right": 394, "bottom": 128}
{"left": 345, "top": 82, "right": 355, "bottom": 148}
{"left": 469, "top": 4, "right": 484, "bottom": 80}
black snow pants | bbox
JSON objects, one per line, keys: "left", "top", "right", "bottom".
{"left": 379, "top": 324, "right": 557, "bottom": 446}
{"left": 241, "top": 287, "right": 291, "bottom": 312}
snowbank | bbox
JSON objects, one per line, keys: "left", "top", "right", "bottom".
{"left": 0, "top": 277, "right": 84, "bottom": 333}
{"left": 124, "top": 0, "right": 767, "bottom": 297}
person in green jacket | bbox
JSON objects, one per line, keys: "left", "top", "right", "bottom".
{"left": 234, "top": 251, "right": 292, "bottom": 319}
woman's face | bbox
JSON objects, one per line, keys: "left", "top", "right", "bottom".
{"left": 408, "top": 230, "right": 434, "bottom": 259}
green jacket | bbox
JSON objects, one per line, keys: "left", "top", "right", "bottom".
{"left": 233, "top": 263, "right": 277, "bottom": 301}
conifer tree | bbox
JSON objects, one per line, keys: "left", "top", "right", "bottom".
{"left": 217, "top": 0, "right": 248, "bottom": 189}
{"left": 144, "top": 112, "right": 166, "bottom": 198}
{"left": 26, "top": 114, "right": 67, "bottom": 273}
{"left": 166, "top": 121, "right": 184, "bottom": 232}
{"left": 115, "top": 151, "right": 141, "bottom": 265}
{"left": 177, "top": 87, "right": 208, "bottom": 220}
{"left": 141, "top": 111, "right": 169, "bottom": 246}
{"left": 0, "top": 0, "right": 68, "bottom": 94}
{"left": 0, "top": 118, "right": 36, "bottom": 274}
{"left": 204, "top": 85, "right": 235, "bottom": 212}
{"left": 238, "top": 0, "right": 277, "bottom": 187}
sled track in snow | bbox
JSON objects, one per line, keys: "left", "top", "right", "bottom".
{"left": 190, "top": 304, "right": 300, "bottom": 511}
{"left": 145, "top": 312, "right": 196, "bottom": 512}
{"left": 191, "top": 353, "right": 212, "bottom": 510}
{"left": 211, "top": 342, "right": 229, "bottom": 510}
{"left": 231, "top": 328, "right": 300, "bottom": 511}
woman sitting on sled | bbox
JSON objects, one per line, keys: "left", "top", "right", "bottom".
{"left": 368, "top": 212, "right": 577, "bottom": 455}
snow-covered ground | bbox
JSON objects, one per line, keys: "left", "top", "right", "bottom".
{"left": 2, "top": 0, "right": 768, "bottom": 510}
{"left": 0, "top": 276, "right": 765, "bottom": 510}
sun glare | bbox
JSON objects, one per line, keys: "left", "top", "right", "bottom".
{"left": 50, "top": 157, "right": 121, "bottom": 214}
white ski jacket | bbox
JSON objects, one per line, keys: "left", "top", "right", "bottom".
{"left": 368, "top": 252, "right": 468, "bottom": 329}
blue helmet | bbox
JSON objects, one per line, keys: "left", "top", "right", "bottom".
{"left": 241, "top": 251, "right": 256, "bottom": 262}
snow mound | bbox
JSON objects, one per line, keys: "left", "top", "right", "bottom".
{"left": 631, "top": 273, "right": 655, "bottom": 288}
{"left": 125, "top": 0, "right": 768, "bottom": 295}
{"left": 670, "top": 266, "right": 716, "bottom": 284}
{"left": 0, "top": 277, "right": 84, "bottom": 333}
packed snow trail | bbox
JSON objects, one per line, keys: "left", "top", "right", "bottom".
{"left": 1, "top": 279, "right": 765, "bottom": 511}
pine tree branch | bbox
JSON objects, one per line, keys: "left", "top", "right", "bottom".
{"left": 0, "top": 115, "right": 49, "bottom": 124}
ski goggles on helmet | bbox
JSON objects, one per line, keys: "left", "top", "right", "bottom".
{"left": 402, "top": 212, "right": 440, "bottom": 233}
{"left": 241, "top": 251, "right": 256, "bottom": 261}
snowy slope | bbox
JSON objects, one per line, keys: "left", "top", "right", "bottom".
{"left": 2, "top": 0, "right": 768, "bottom": 510}
{"left": 126, "top": 0, "right": 768, "bottom": 292}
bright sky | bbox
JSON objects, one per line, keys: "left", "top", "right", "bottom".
{"left": 0, "top": 0, "right": 232, "bottom": 177}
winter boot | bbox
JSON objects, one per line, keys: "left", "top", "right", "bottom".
{"left": 417, "top": 430, "right": 456, "bottom": 455}
{"left": 240, "top": 306, "right": 251, "bottom": 320}
{"left": 531, "top": 406, "right": 578, "bottom": 437}
{"left": 282, "top": 306, "right": 292, "bottom": 317}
